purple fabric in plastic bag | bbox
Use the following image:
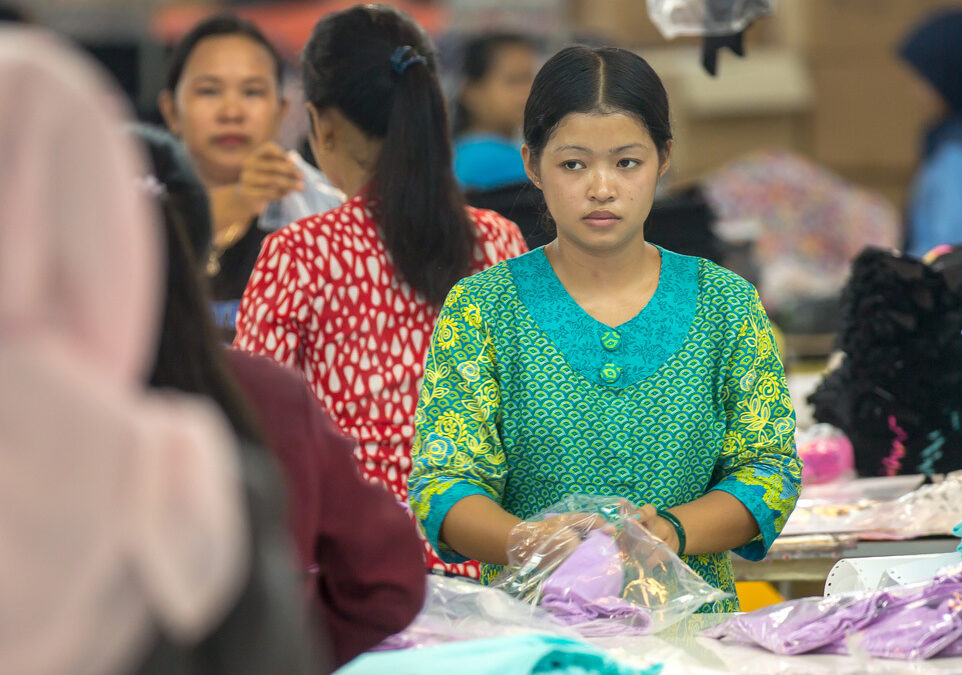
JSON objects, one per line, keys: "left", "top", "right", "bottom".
{"left": 705, "top": 572, "right": 962, "bottom": 660}
{"left": 938, "top": 639, "right": 962, "bottom": 657}
{"left": 540, "top": 531, "right": 652, "bottom": 636}
{"left": 854, "top": 600, "right": 962, "bottom": 660}
{"left": 701, "top": 593, "right": 888, "bottom": 655}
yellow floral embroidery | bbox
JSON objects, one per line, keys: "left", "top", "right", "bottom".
{"left": 436, "top": 411, "right": 466, "bottom": 442}
{"left": 463, "top": 303, "right": 483, "bottom": 328}
{"left": 755, "top": 372, "right": 781, "bottom": 400}
{"left": 739, "top": 395, "right": 771, "bottom": 433}
{"left": 436, "top": 316, "right": 458, "bottom": 349}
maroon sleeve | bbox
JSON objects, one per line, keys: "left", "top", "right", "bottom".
{"left": 302, "top": 383, "right": 426, "bottom": 665}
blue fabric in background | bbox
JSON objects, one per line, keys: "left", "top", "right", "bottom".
{"left": 334, "top": 634, "right": 662, "bottom": 675}
{"left": 454, "top": 134, "right": 528, "bottom": 190}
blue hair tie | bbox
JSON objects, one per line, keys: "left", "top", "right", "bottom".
{"left": 390, "top": 45, "right": 426, "bottom": 74}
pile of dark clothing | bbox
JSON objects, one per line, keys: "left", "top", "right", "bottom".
{"left": 810, "top": 247, "right": 962, "bottom": 476}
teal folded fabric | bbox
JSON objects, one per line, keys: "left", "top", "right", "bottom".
{"left": 954, "top": 520, "right": 961, "bottom": 552}
{"left": 335, "top": 634, "right": 661, "bottom": 675}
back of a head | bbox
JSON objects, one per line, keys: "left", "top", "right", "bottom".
{"left": 900, "top": 8, "right": 962, "bottom": 114}
{"left": 132, "top": 123, "right": 212, "bottom": 260}
{"left": 131, "top": 124, "right": 262, "bottom": 444}
{"left": 302, "top": 4, "right": 474, "bottom": 306}
{"left": 523, "top": 46, "right": 672, "bottom": 165}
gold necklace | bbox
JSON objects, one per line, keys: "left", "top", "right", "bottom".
{"left": 206, "top": 220, "right": 248, "bottom": 277}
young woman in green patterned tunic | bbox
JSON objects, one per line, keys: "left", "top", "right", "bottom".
{"left": 408, "top": 46, "right": 802, "bottom": 611}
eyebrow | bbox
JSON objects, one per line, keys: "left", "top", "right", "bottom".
{"left": 551, "top": 143, "right": 651, "bottom": 154}
{"left": 189, "top": 75, "right": 271, "bottom": 85}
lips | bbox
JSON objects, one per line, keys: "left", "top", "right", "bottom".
{"left": 583, "top": 210, "right": 620, "bottom": 227}
{"left": 212, "top": 134, "right": 250, "bottom": 148}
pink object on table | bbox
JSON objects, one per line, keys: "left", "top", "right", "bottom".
{"left": 799, "top": 430, "right": 855, "bottom": 484}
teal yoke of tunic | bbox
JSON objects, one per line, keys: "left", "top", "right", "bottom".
{"left": 408, "top": 246, "right": 802, "bottom": 611}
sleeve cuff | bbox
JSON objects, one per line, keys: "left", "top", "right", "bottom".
{"left": 709, "top": 481, "right": 777, "bottom": 562}
{"left": 423, "top": 482, "right": 495, "bottom": 564}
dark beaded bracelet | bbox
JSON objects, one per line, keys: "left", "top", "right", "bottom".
{"left": 656, "top": 508, "right": 687, "bottom": 556}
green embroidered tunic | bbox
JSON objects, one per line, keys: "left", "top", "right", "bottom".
{"left": 409, "top": 246, "right": 801, "bottom": 611}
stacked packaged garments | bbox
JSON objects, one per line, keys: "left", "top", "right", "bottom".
{"left": 809, "top": 247, "right": 962, "bottom": 476}
{"left": 704, "top": 567, "right": 962, "bottom": 660}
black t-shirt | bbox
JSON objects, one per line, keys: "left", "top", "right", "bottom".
{"left": 209, "top": 219, "right": 266, "bottom": 339}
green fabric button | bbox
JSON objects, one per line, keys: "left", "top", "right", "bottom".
{"left": 599, "top": 363, "right": 622, "bottom": 384}
{"left": 600, "top": 330, "right": 621, "bottom": 351}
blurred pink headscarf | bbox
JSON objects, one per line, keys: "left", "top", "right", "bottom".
{"left": 0, "top": 27, "right": 248, "bottom": 675}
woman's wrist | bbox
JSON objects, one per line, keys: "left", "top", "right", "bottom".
{"left": 656, "top": 508, "right": 686, "bottom": 556}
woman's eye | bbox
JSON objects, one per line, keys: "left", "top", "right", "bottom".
{"left": 243, "top": 88, "right": 268, "bottom": 98}
{"left": 561, "top": 160, "right": 585, "bottom": 171}
{"left": 195, "top": 87, "right": 220, "bottom": 97}
{"left": 617, "top": 158, "right": 641, "bottom": 169}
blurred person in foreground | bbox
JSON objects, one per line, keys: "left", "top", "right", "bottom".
{"left": 159, "top": 13, "right": 343, "bottom": 336}
{"left": 900, "top": 8, "right": 962, "bottom": 258}
{"left": 134, "top": 123, "right": 426, "bottom": 667}
{"left": 0, "top": 26, "right": 317, "bottom": 675}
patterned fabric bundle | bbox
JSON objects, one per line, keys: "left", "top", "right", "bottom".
{"left": 701, "top": 151, "right": 900, "bottom": 317}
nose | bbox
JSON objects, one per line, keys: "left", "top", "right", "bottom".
{"left": 587, "top": 167, "right": 615, "bottom": 203}
{"left": 216, "top": 89, "right": 245, "bottom": 123}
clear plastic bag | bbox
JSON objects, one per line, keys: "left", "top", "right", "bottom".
{"left": 490, "top": 495, "right": 730, "bottom": 637}
{"left": 646, "top": 0, "right": 775, "bottom": 39}
{"left": 704, "top": 565, "right": 962, "bottom": 660}
{"left": 376, "top": 574, "right": 579, "bottom": 651}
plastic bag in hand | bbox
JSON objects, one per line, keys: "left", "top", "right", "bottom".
{"left": 491, "top": 494, "right": 730, "bottom": 636}
{"left": 647, "top": 0, "right": 774, "bottom": 39}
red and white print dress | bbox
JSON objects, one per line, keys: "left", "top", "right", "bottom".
{"left": 234, "top": 192, "right": 527, "bottom": 577}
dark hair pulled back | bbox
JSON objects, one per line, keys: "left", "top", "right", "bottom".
{"left": 131, "top": 124, "right": 263, "bottom": 445}
{"left": 301, "top": 4, "right": 474, "bottom": 306}
{"left": 523, "top": 46, "right": 672, "bottom": 165}
{"left": 165, "top": 13, "right": 284, "bottom": 92}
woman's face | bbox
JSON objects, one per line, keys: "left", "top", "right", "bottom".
{"left": 525, "top": 111, "right": 668, "bottom": 255}
{"left": 463, "top": 44, "right": 536, "bottom": 138}
{"left": 163, "top": 35, "right": 285, "bottom": 186}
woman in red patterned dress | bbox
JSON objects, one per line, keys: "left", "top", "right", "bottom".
{"left": 234, "top": 5, "right": 527, "bottom": 577}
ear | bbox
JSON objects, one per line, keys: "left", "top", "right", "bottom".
{"left": 310, "top": 105, "right": 336, "bottom": 146}
{"left": 158, "top": 90, "right": 179, "bottom": 136}
{"left": 521, "top": 144, "right": 541, "bottom": 189}
{"left": 657, "top": 139, "right": 673, "bottom": 178}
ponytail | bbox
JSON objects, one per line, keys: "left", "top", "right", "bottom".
{"left": 302, "top": 4, "right": 474, "bottom": 306}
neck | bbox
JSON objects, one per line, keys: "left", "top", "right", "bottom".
{"left": 340, "top": 161, "right": 374, "bottom": 200}
{"left": 545, "top": 233, "right": 654, "bottom": 293}
{"left": 199, "top": 165, "right": 241, "bottom": 190}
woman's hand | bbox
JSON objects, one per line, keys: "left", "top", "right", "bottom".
{"left": 505, "top": 512, "right": 611, "bottom": 572}
{"left": 208, "top": 142, "right": 305, "bottom": 247}
{"left": 619, "top": 502, "right": 680, "bottom": 554}
{"left": 235, "top": 142, "right": 304, "bottom": 216}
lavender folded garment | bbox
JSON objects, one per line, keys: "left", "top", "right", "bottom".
{"left": 705, "top": 575, "right": 962, "bottom": 659}
{"left": 540, "top": 531, "right": 652, "bottom": 636}
{"left": 854, "top": 600, "right": 962, "bottom": 660}
{"left": 702, "top": 593, "right": 888, "bottom": 655}
{"left": 821, "top": 588, "right": 962, "bottom": 660}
